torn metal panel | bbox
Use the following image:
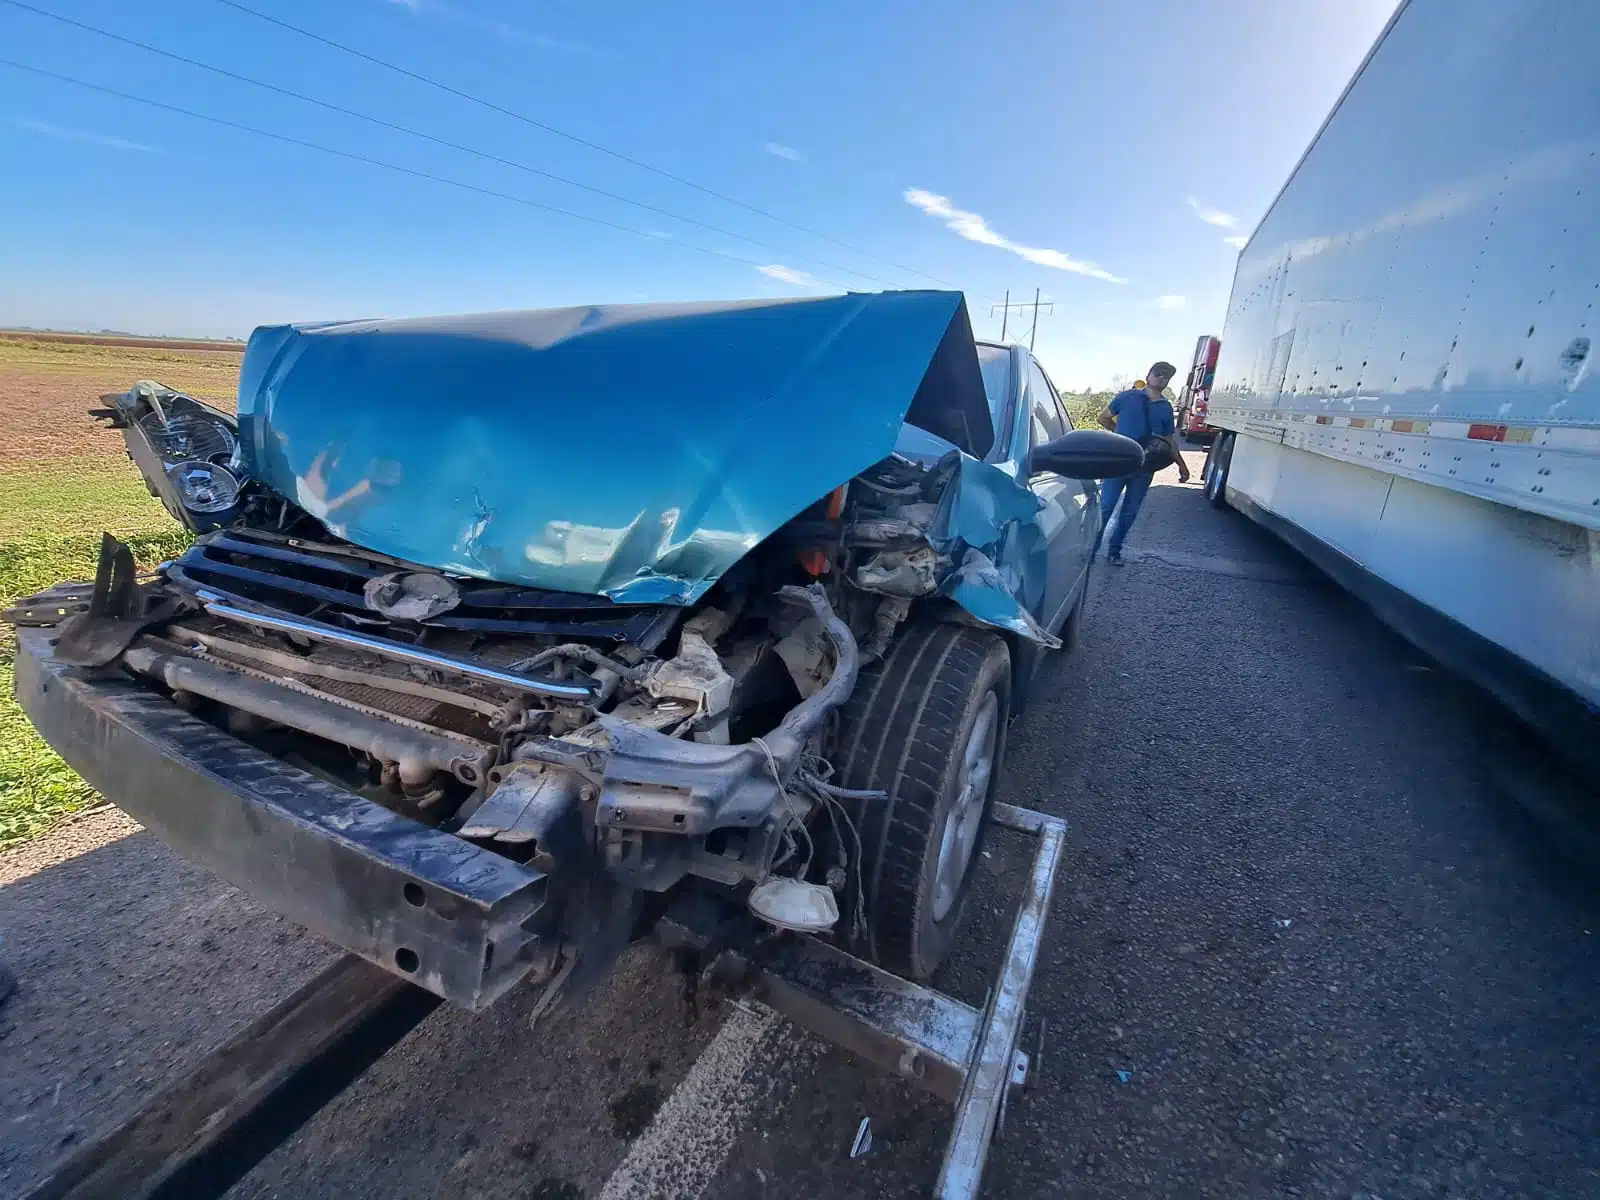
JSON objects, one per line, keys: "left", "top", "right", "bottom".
{"left": 646, "top": 623, "right": 735, "bottom": 731}
{"left": 948, "top": 549, "right": 1062, "bottom": 650}
{"left": 593, "top": 584, "right": 857, "bottom": 835}
{"left": 864, "top": 449, "right": 1062, "bottom": 647}
{"left": 772, "top": 616, "right": 833, "bottom": 697}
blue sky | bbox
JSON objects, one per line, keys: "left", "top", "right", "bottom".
{"left": 0, "top": 0, "right": 1397, "bottom": 387}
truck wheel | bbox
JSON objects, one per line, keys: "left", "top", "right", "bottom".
{"left": 832, "top": 623, "right": 1011, "bottom": 980}
{"left": 1205, "top": 434, "right": 1233, "bottom": 508}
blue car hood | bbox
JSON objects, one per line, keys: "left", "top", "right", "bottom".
{"left": 238, "top": 291, "right": 992, "bottom": 605}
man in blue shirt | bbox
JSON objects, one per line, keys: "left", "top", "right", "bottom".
{"left": 1095, "top": 361, "right": 1190, "bottom": 564}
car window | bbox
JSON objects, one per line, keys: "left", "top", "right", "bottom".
{"left": 976, "top": 345, "right": 1011, "bottom": 425}
{"left": 893, "top": 344, "right": 1015, "bottom": 463}
{"left": 1027, "top": 359, "right": 1066, "bottom": 449}
{"left": 1040, "top": 363, "right": 1074, "bottom": 430}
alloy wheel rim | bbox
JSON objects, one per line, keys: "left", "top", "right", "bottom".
{"left": 932, "top": 691, "right": 999, "bottom": 921}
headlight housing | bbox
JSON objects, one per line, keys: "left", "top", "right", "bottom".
{"left": 167, "top": 460, "right": 243, "bottom": 513}
{"left": 100, "top": 381, "right": 248, "bottom": 532}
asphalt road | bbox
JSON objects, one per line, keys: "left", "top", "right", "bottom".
{"left": 3, "top": 453, "right": 1597, "bottom": 1198}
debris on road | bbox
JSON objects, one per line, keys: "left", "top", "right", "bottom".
{"left": 849, "top": 1117, "right": 873, "bottom": 1159}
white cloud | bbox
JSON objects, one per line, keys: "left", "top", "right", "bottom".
{"left": 1222, "top": 234, "right": 1249, "bottom": 249}
{"left": 386, "top": 0, "right": 604, "bottom": 55}
{"left": 1186, "top": 196, "right": 1238, "bottom": 229}
{"left": 763, "top": 142, "right": 805, "bottom": 163}
{"left": 13, "top": 118, "right": 156, "bottom": 153}
{"left": 903, "top": 189, "right": 1124, "bottom": 283}
{"left": 1155, "top": 294, "right": 1188, "bottom": 310}
{"left": 757, "top": 264, "right": 831, "bottom": 290}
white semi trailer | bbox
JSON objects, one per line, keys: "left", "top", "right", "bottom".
{"left": 1202, "top": 0, "right": 1600, "bottom": 774}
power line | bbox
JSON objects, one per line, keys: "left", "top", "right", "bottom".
{"left": 0, "top": 56, "right": 806, "bottom": 277}
{"left": 1, "top": 0, "right": 892, "bottom": 288}
{"left": 211, "top": 0, "right": 963, "bottom": 290}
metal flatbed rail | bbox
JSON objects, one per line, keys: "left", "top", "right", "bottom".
{"left": 21, "top": 803, "right": 1067, "bottom": 1200}
{"left": 22, "top": 957, "right": 441, "bottom": 1200}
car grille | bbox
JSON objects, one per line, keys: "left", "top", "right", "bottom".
{"left": 167, "top": 529, "right": 676, "bottom": 647}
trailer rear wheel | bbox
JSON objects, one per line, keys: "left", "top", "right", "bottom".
{"left": 1205, "top": 433, "right": 1234, "bottom": 508}
{"left": 833, "top": 623, "right": 1011, "bottom": 980}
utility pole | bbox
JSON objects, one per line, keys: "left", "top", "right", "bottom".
{"left": 989, "top": 288, "right": 1054, "bottom": 350}
{"left": 991, "top": 290, "right": 1010, "bottom": 340}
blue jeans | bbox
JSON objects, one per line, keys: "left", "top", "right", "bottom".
{"left": 1097, "top": 471, "right": 1154, "bottom": 556}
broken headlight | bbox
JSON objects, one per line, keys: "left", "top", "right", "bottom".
{"left": 139, "top": 409, "right": 237, "bottom": 464}
{"left": 167, "top": 460, "right": 242, "bottom": 513}
{"left": 99, "top": 381, "right": 247, "bottom": 532}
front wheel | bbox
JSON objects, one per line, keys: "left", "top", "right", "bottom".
{"left": 832, "top": 624, "right": 1011, "bottom": 980}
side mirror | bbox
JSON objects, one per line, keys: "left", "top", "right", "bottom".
{"left": 1028, "top": 429, "right": 1146, "bottom": 480}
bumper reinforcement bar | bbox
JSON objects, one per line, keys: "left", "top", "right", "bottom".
{"left": 14, "top": 627, "right": 554, "bottom": 1010}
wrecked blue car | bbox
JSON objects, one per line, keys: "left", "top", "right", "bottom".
{"left": 7, "top": 291, "right": 1141, "bottom": 1008}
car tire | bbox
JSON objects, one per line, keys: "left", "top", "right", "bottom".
{"left": 832, "top": 623, "right": 1011, "bottom": 981}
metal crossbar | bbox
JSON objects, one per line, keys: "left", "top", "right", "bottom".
{"left": 748, "top": 801, "right": 1069, "bottom": 1199}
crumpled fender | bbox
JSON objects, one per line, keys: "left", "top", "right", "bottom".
{"left": 927, "top": 455, "right": 1062, "bottom": 648}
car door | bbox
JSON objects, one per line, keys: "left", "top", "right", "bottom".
{"left": 1022, "top": 356, "right": 1087, "bottom": 635}
{"left": 1039, "top": 360, "right": 1098, "bottom": 605}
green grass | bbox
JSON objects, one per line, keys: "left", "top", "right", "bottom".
{"left": 1064, "top": 395, "right": 1103, "bottom": 431}
{"left": 0, "top": 460, "right": 190, "bottom": 848}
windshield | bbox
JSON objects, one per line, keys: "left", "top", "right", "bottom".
{"left": 895, "top": 345, "right": 1013, "bottom": 462}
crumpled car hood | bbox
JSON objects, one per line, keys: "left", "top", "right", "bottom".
{"left": 238, "top": 291, "right": 992, "bottom": 605}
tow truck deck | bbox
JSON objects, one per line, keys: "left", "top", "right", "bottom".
{"left": 20, "top": 803, "right": 1067, "bottom": 1200}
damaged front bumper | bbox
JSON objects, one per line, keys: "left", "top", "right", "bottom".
{"left": 13, "top": 626, "right": 555, "bottom": 1010}
{"left": 9, "top": 581, "right": 861, "bottom": 1009}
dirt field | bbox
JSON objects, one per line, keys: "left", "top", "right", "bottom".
{"left": 0, "top": 335, "right": 238, "bottom": 845}
{"left": 0, "top": 329, "right": 247, "bottom": 354}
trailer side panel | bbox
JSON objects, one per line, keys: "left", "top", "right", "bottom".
{"left": 1212, "top": 0, "right": 1600, "bottom": 529}
{"left": 1208, "top": 0, "right": 1600, "bottom": 764}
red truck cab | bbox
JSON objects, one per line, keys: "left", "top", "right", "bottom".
{"left": 1177, "top": 334, "right": 1221, "bottom": 442}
